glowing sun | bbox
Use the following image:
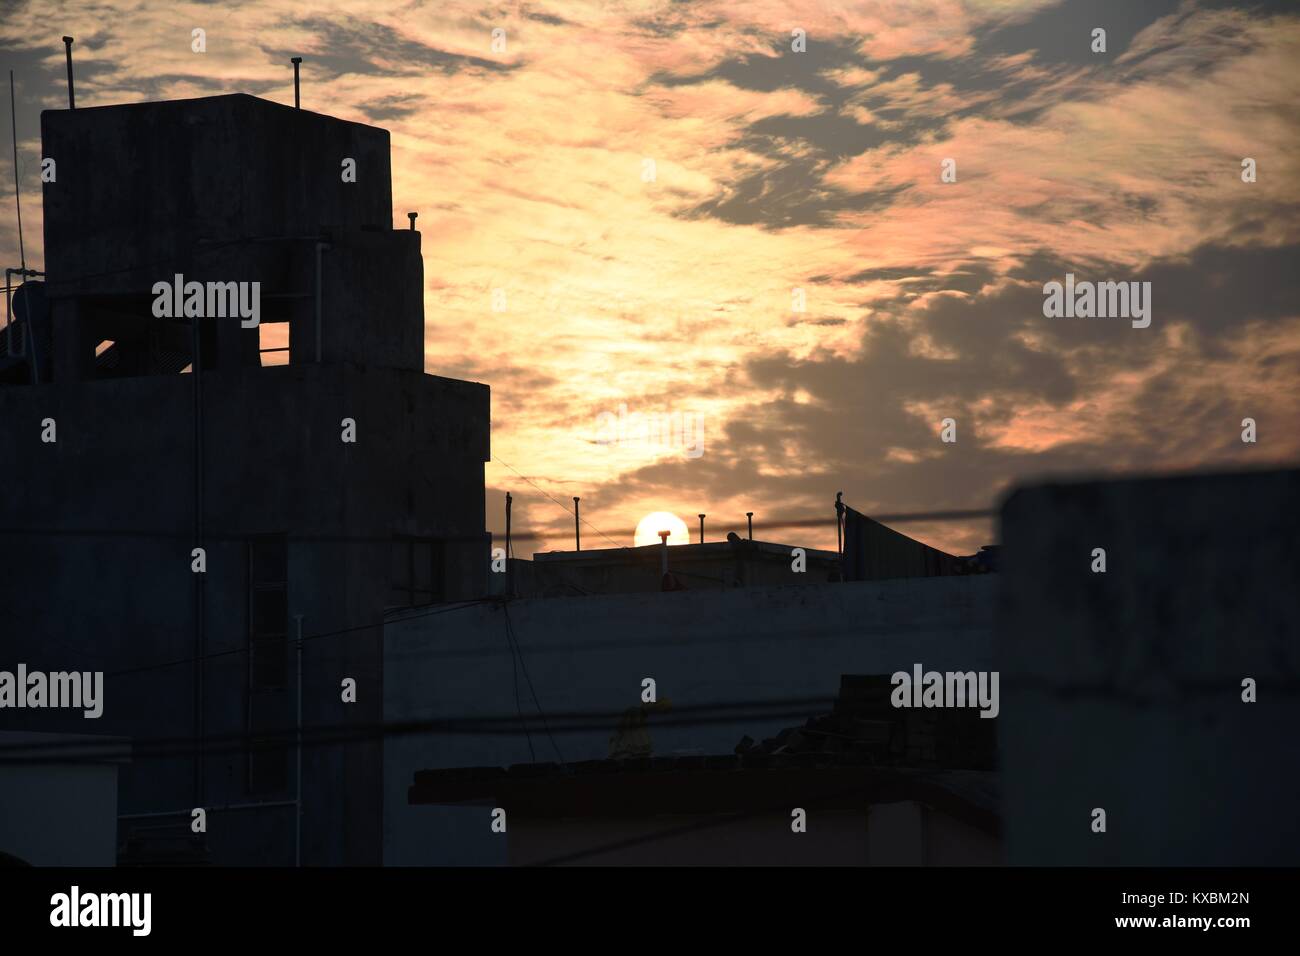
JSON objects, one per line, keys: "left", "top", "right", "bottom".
{"left": 634, "top": 511, "right": 690, "bottom": 547}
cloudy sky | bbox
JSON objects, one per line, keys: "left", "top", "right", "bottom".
{"left": 3, "top": 0, "right": 1298, "bottom": 555}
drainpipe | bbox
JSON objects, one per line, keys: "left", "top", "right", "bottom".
{"left": 314, "top": 242, "right": 329, "bottom": 363}
{"left": 294, "top": 614, "right": 304, "bottom": 867}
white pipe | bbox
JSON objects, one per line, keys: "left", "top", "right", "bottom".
{"left": 294, "top": 614, "right": 304, "bottom": 867}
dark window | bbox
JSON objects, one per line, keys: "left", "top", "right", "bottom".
{"left": 388, "top": 537, "right": 444, "bottom": 607}
{"left": 248, "top": 536, "right": 288, "bottom": 689}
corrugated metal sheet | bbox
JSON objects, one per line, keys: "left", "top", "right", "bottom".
{"left": 841, "top": 505, "right": 960, "bottom": 581}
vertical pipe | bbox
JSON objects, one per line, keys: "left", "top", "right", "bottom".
{"left": 62, "top": 38, "right": 75, "bottom": 109}
{"left": 407, "top": 212, "right": 417, "bottom": 231}
{"left": 294, "top": 615, "right": 304, "bottom": 868}
{"left": 314, "top": 242, "right": 327, "bottom": 363}
{"left": 746, "top": 512, "right": 753, "bottom": 540}
{"left": 835, "top": 491, "right": 844, "bottom": 556}
{"left": 291, "top": 58, "right": 301, "bottom": 109}
{"left": 698, "top": 514, "right": 705, "bottom": 544}
{"left": 4, "top": 268, "right": 12, "bottom": 357}
{"left": 658, "top": 531, "right": 670, "bottom": 575}
{"left": 504, "top": 492, "right": 513, "bottom": 596}
{"left": 9, "top": 72, "right": 25, "bottom": 271}
{"left": 192, "top": 310, "right": 205, "bottom": 809}
{"left": 573, "top": 497, "right": 580, "bottom": 551}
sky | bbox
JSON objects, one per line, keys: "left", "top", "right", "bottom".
{"left": 2, "top": 0, "right": 1298, "bottom": 557}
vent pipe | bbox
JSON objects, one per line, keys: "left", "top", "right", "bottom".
{"left": 573, "top": 497, "right": 581, "bottom": 551}
{"left": 505, "top": 492, "right": 513, "bottom": 596}
{"left": 698, "top": 513, "right": 705, "bottom": 544}
{"left": 835, "top": 491, "right": 844, "bottom": 555}
{"left": 746, "top": 512, "right": 753, "bottom": 540}
{"left": 291, "top": 57, "right": 302, "bottom": 108}
{"left": 61, "top": 37, "right": 75, "bottom": 109}
{"left": 658, "top": 530, "right": 670, "bottom": 575}
{"left": 407, "top": 212, "right": 417, "bottom": 230}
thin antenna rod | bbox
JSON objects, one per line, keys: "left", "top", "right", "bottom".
{"left": 9, "top": 71, "right": 24, "bottom": 270}
{"left": 61, "top": 37, "right": 75, "bottom": 109}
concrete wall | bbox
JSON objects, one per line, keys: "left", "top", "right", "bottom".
{"left": 504, "top": 800, "right": 996, "bottom": 866}
{"left": 0, "top": 364, "right": 489, "bottom": 864}
{"left": 383, "top": 576, "right": 996, "bottom": 865}
{"left": 0, "top": 734, "right": 126, "bottom": 866}
{"left": 42, "top": 94, "right": 392, "bottom": 298}
{"left": 998, "top": 467, "right": 1300, "bottom": 865}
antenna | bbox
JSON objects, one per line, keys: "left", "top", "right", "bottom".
{"left": 8, "top": 71, "right": 24, "bottom": 270}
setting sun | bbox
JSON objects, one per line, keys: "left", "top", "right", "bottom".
{"left": 633, "top": 512, "right": 690, "bottom": 547}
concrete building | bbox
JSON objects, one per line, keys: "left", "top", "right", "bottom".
{"left": 998, "top": 466, "right": 1300, "bottom": 866}
{"left": 385, "top": 575, "right": 997, "bottom": 864}
{"left": 407, "top": 674, "right": 1000, "bottom": 865}
{"left": 0, "top": 733, "right": 130, "bottom": 866}
{"left": 499, "top": 537, "right": 843, "bottom": 597}
{"left": 0, "top": 94, "right": 490, "bottom": 865}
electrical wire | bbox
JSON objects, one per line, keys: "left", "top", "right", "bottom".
{"left": 0, "top": 693, "right": 841, "bottom": 763}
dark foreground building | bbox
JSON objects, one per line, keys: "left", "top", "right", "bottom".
{"left": 0, "top": 94, "right": 490, "bottom": 864}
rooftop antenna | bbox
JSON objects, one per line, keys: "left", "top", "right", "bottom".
{"left": 61, "top": 37, "right": 75, "bottom": 109}
{"left": 291, "top": 57, "right": 302, "bottom": 109}
{"left": 698, "top": 513, "right": 705, "bottom": 544}
{"left": 746, "top": 512, "right": 754, "bottom": 540}
{"left": 573, "top": 497, "right": 581, "bottom": 551}
{"left": 9, "top": 71, "right": 24, "bottom": 271}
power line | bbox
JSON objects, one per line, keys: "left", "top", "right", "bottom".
{"left": 503, "top": 601, "right": 564, "bottom": 766}
{"left": 0, "top": 508, "right": 995, "bottom": 545}
{"left": 99, "top": 598, "right": 494, "bottom": 680}
{"left": 493, "top": 455, "right": 627, "bottom": 550}
{"left": 0, "top": 694, "right": 840, "bottom": 763}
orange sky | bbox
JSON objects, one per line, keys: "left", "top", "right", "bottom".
{"left": 3, "top": 0, "right": 1298, "bottom": 556}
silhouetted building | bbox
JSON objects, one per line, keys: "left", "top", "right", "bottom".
{"left": 0, "top": 94, "right": 490, "bottom": 865}
{"left": 408, "top": 674, "right": 1000, "bottom": 865}
{"left": 502, "top": 537, "right": 842, "bottom": 596}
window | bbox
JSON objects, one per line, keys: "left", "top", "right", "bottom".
{"left": 388, "top": 537, "right": 444, "bottom": 607}
{"left": 248, "top": 535, "right": 288, "bottom": 689}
